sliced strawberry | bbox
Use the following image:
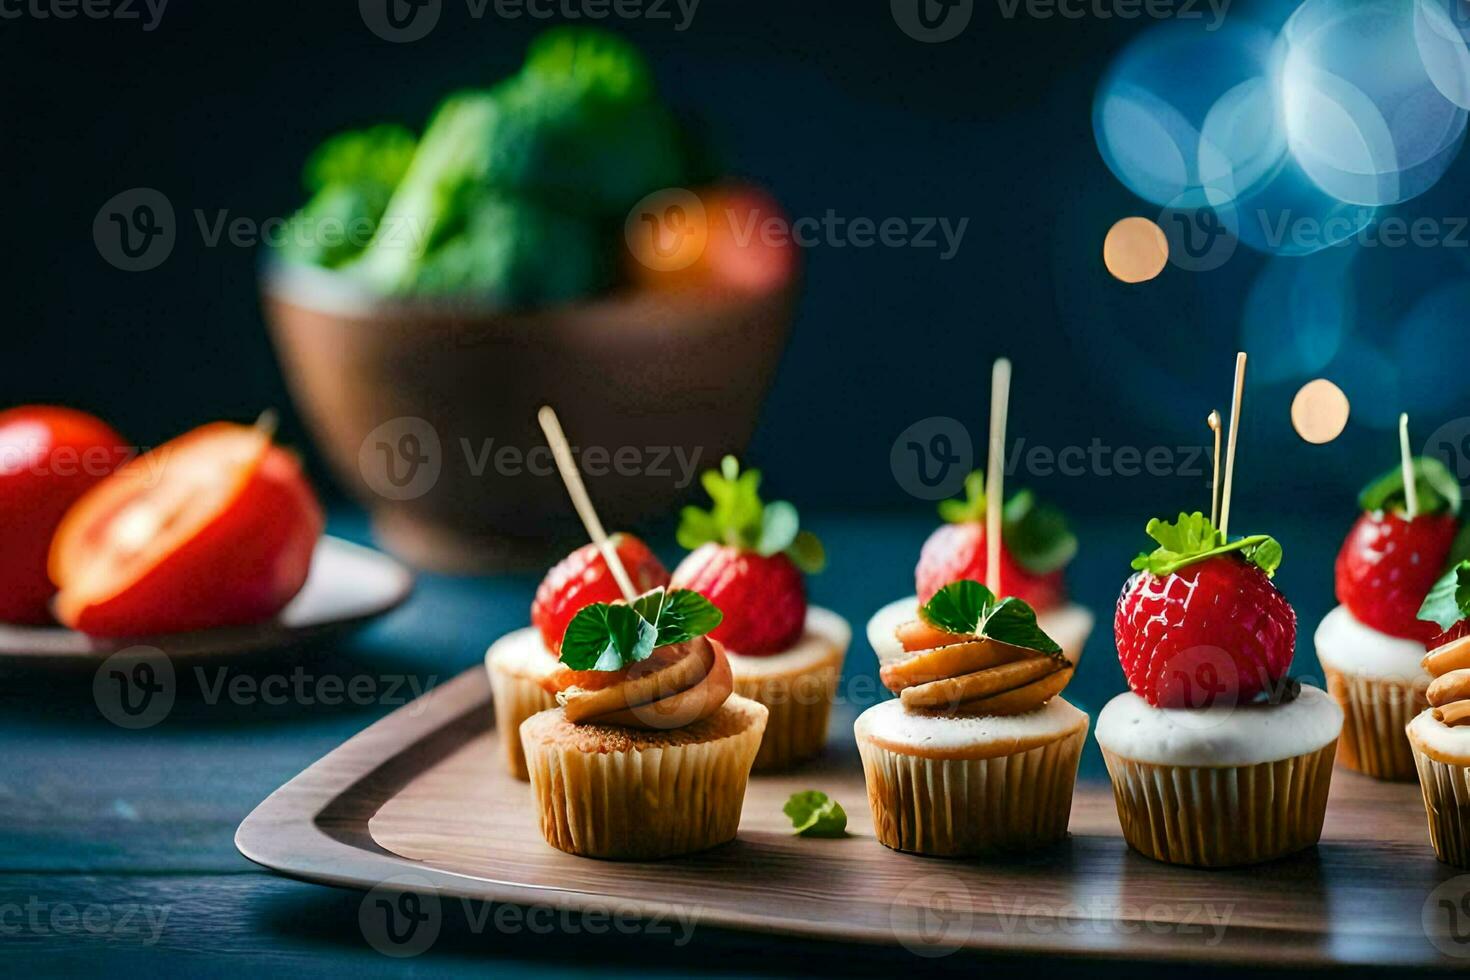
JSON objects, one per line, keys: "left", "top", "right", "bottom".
{"left": 531, "top": 533, "right": 669, "bottom": 653}
{"left": 670, "top": 543, "right": 806, "bottom": 655}
{"left": 1115, "top": 555, "right": 1296, "bottom": 708}
{"left": 916, "top": 523, "right": 1065, "bottom": 611}
{"left": 1335, "top": 512, "right": 1457, "bottom": 643}
{"left": 1429, "top": 619, "right": 1470, "bottom": 651}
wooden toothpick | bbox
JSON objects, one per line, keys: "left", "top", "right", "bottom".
{"left": 986, "top": 358, "right": 1012, "bottom": 598}
{"left": 1400, "top": 413, "right": 1418, "bottom": 520}
{"left": 1219, "top": 353, "right": 1247, "bottom": 541}
{"left": 1207, "top": 410, "right": 1222, "bottom": 532}
{"left": 536, "top": 405, "right": 638, "bottom": 603}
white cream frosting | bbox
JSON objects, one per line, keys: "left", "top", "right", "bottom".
{"left": 866, "top": 594, "right": 1094, "bottom": 665}
{"left": 1314, "top": 604, "right": 1431, "bottom": 684}
{"left": 1408, "top": 708, "right": 1470, "bottom": 765}
{"left": 725, "top": 605, "right": 851, "bottom": 678}
{"left": 484, "top": 626, "right": 559, "bottom": 682}
{"left": 854, "top": 694, "right": 1088, "bottom": 751}
{"left": 1094, "top": 686, "right": 1343, "bottom": 767}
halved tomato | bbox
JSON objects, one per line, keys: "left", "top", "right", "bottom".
{"left": 50, "top": 421, "right": 324, "bottom": 636}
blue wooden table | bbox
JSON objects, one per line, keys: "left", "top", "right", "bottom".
{"left": 0, "top": 509, "right": 1368, "bottom": 977}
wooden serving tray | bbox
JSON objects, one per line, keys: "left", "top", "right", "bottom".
{"left": 237, "top": 666, "right": 1470, "bottom": 969}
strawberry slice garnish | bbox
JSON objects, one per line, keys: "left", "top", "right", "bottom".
{"left": 668, "top": 456, "right": 824, "bottom": 656}
{"left": 1336, "top": 455, "right": 1463, "bottom": 643}
{"left": 1114, "top": 513, "right": 1294, "bottom": 707}
{"left": 915, "top": 471, "right": 1075, "bottom": 609}
{"left": 531, "top": 533, "right": 669, "bottom": 653}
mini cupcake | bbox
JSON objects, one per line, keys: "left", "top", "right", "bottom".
{"left": 670, "top": 457, "right": 849, "bottom": 771}
{"left": 485, "top": 533, "right": 668, "bottom": 779}
{"left": 520, "top": 586, "right": 767, "bottom": 859}
{"left": 1315, "top": 455, "right": 1459, "bottom": 780}
{"left": 857, "top": 579, "right": 1088, "bottom": 856}
{"left": 1408, "top": 560, "right": 1470, "bottom": 867}
{"left": 1098, "top": 512, "right": 1343, "bottom": 867}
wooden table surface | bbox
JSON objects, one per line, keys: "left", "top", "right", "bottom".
{"left": 3, "top": 511, "right": 1464, "bottom": 978}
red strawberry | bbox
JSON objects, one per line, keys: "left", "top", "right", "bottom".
{"left": 1334, "top": 512, "right": 1457, "bottom": 643}
{"left": 671, "top": 543, "right": 806, "bottom": 655}
{"left": 1115, "top": 555, "right": 1296, "bottom": 708}
{"left": 1429, "top": 619, "right": 1470, "bottom": 651}
{"left": 916, "top": 523, "right": 1065, "bottom": 611}
{"left": 531, "top": 533, "right": 669, "bottom": 653}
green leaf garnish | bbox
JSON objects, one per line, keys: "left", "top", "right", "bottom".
{"left": 918, "top": 580, "right": 1062, "bottom": 655}
{"left": 783, "top": 791, "right": 847, "bottom": 838}
{"left": 1358, "top": 457, "right": 1462, "bottom": 517}
{"left": 1129, "top": 512, "right": 1282, "bottom": 578}
{"left": 678, "top": 456, "right": 825, "bottom": 573}
{"left": 1419, "top": 560, "right": 1470, "bottom": 632}
{"left": 936, "top": 471, "right": 1076, "bottom": 575}
{"left": 559, "top": 587, "right": 722, "bottom": 671}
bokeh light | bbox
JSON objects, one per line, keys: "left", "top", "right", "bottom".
{"left": 1239, "top": 245, "right": 1351, "bottom": 382}
{"left": 1282, "top": 0, "right": 1468, "bottom": 206}
{"left": 1415, "top": 0, "right": 1470, "bottom": 110}
{"left": 1291, "top": 378, "right": 1351, "bottom": 444}
{"left": 1103, "top": 217, "right": 1169, "bottom": 283}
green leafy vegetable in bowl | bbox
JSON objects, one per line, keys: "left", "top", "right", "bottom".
{"left": 276, "top": 27, "right": 690, "bottom": 306}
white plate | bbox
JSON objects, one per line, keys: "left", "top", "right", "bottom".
{"left": 0, "top": 536, "right": 413, "bottom": 659}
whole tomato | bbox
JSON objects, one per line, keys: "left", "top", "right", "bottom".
{"left": 0, "top": 406, "right": 129, "bottom": 624}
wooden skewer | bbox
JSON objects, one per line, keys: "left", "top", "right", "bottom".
{"left": 254, "top": 408, "right": 279, "bottom": 441}
{"left": 986, "top": 358, "right": 1012, "bottom": 598}
{"left": 536, "top": 405, "right": 638, "bottom": 603}
{"left": 1219, "top": 353, "right": 1247, "bottom": 540}
{"left": 1207, "top": 411, "right": 1222, "bottom": 533}
{"left": 1400, "top": 412, "right": 1418, "bottom": 520}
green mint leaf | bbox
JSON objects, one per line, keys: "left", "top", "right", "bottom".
{"left": 1419, "top": 561, "right": 1470, "bottom": 632}
{"left": 1358, "top": 457, "right": 1462, "bottom": 517}
{"left": 937, "top": 470, "right": 987, "bottom": 523}
{"left": 632, "top": 587, "right": 723, "bottom": 647}
{"left": 787, "top": 530, "right": 827, "bottom": 574}
{"left": 756, "top": 501, "right": 800, "bottom": 556}
{"left": 918, "top": 580, "right": 1061, "bottom": 655}
{"left": 783, "top": 790, "right": 848, "bottom": 838}
{"left": 559, "top": 602, "right": 657, "bottom": 671}
{"left": 1129, "top": 513, "right": 1283, "bottom": 578}
{"left": 678, "top": 457, "right": 824, "bottom": 575}
{"left": 1003, "top": 489, "right": 1078, "bottom": 575}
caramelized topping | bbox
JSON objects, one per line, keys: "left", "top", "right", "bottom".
{"left": 1424, "top": 635, "right": 1470, "bottom": 727}
{"left": 884, "top": 620, "right": 1070, "bottom": 717}
{"left": 548, "top": 636, "right": 732, "bottom": 730}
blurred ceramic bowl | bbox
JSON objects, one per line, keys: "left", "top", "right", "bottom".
{"left": 262, "top": 262, "right": 796, "bottom": 572}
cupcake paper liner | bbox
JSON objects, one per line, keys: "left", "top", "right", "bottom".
{"left": 1324, "top": 666, "right": 1426, "bottom": 782}
{"left": 521, "top": 698, "right": 767, "bottom": 860}
{"left": 1100, "top": 741, "right": 1337, "bottom": 868}
{"left": 733, "top": 659, "right": 842, "bottom": 771}
{"left": 1412, "top": 743, "right": 1470, "bottom": 868}
{"left": 856, "top": 724, "right": 1086, "bottom": 857}
{"left": 487, "top": 660, "right": 557, "bottom": 781}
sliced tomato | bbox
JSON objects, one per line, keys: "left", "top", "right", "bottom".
{"left": 0, "top": 406, "right": 128, "bottom": 624}
{"left": 50, "top": 421, "right": 324, "bottom": 636}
